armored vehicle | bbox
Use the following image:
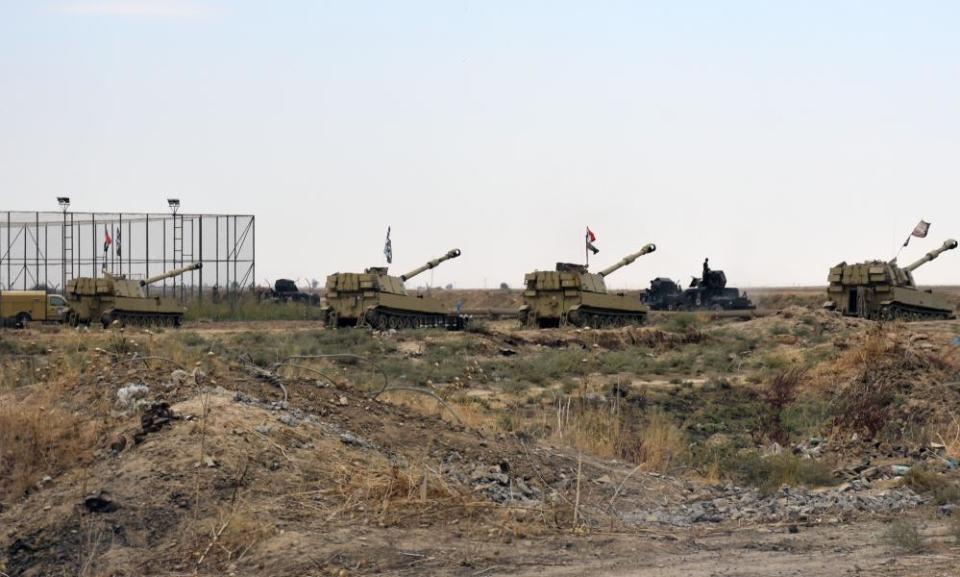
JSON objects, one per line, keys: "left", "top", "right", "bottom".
{"left": 519, "top": 244, "right": 656, "bottom": 328}
{"left": 644, "top": 266, "right": 754, "bottom": 311}
{"left": 258, "top": 278, "right": 320, "bottom": 305}
{"left": 65, "top": 263, "right": 202, "bottom": 328}
{"left": 322, "top": 249, "right": 466, "bottom": 329}
{"left": 825, "top": 239, "right": 957, "bottom": 320}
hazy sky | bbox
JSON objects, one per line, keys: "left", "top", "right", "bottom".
{"left": 2, "top": 1, "right": 958, "bottom": 289}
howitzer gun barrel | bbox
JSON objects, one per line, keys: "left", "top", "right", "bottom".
{"left": 140, "top": 262, "right": 203, "bottom": 286}
{"left": 597, "top": 244, "right": 656, "bottom": 277}
{"left": 904, "top": 239, "right": 958, "bottom": 273}
{"left": 400, "top": 249, "right": 461, "bottom": 282}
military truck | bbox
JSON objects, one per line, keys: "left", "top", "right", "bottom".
{"left": 65, "top": 263, "right": 202, "bottom": 328}
{"left": 644, "top": 265, "right": 754, "bottom": 311}
{"left": 0, "top": 291, "right": 70, "bottom": 328}
{"left": 825, "top": 239, "right": 957, "bottom": 321}
{"left": 322, "top": 249, "right": 466, "bottom": 329}
{"left": 518, "top": 244, "right": 656, "bottom": 328}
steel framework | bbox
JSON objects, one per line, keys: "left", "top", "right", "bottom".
{"left": 0, "top": 210, "right": 255, "bottom": 298}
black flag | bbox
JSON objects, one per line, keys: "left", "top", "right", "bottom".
{"left": 116, "top": 227, "right": 121, "bottom": 257}
{"left": 384, "top": 227, "right": 393, "bottom": 264}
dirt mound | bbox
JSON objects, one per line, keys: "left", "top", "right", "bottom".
{"left": 814, "top": 326, "right": 960, "bottom": 446}
{"left": 0, "top": 349, "right": 689, "bottom": 576}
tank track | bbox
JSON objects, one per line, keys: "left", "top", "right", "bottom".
{"left": 101, "top": 311, "right": 184, "bottom": 328}
{"left": 566, "top": 308, "right": 647, "bottom": 328}
{"left": 364, "top": 307, "right": 467, "bottom": 331}
{"left": 875, "top": 303, "right": 954, "bottom": 322}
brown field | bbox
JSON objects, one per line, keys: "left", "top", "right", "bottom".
{"left": 3, "top": 292, "right": 960, "bottom": 576}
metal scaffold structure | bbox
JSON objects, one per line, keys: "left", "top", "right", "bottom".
{"left": 0, "top": 202, "right": 255, "bottom": 299}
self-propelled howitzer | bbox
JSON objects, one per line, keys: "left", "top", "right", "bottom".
{"left": 826, "top": 239, "right": 957, "bottom": 321}
{"left": 65, "top": 262, "right": 202, "bottom": 328}
{"left": 322, "top": 249, "right": 467, "bottom": 329}
{"left": 519, "top": 244, "right": 656, "bottom": 328}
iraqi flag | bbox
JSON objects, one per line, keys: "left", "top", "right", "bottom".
{"left": 585, "top": 227, "right": 599, "bottom": 255}
{"left": 903, "top": 220, "right": 930, "bottom": 247}
{"left": 103, "top": 228, "right": 112, "bottom": 254}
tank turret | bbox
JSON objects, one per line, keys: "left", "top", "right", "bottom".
{"left": 400, "top": 249, "right": 461, "bottom": 281}
{"left": 903, "top": 239, "right": 958, "bottom": 273}
{"left": 826, "top": 239, "right": 956, "bottom": 321}
{"left": 598, "top": 244, "right": 656, "bottom": 277}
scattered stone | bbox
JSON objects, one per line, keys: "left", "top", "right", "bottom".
{"left": 116, "top": 383, "right": 149, "bottom": 409}
{"left": 278, "top": 413, "right": 300, "bottom": 427}
{"left": 340, "top": 433, "right": 372, "bottom": 448}
{"left": 170, "top": 369, "right": 191, "bottom": 386}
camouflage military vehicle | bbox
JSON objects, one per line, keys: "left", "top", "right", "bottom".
{"left": 518, "top": 244, "right": 656, "bottom": 328}
{"left": 65, "top": 263, "right": 202, "bottom": 328}
{"left": 322, "top": 249, "right": 466, "bottom": 329}
{"left": 825, "top": 239, "right": 957, "bottom": 320}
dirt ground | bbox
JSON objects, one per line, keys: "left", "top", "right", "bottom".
{"left": 2, "top": 305, "right": 960, "bottom": 576}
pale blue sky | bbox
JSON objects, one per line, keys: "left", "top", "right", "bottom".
{"left": 1, "top": 1, "right": 958, "bottom": 287}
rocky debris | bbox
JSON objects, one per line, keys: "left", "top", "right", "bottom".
{"left": 170, "top": 369, "right": 191, "bottom": 386}
{"left": 133, "top": 402, "right": 178, "bottom": 444}
{"left": 465, "top": 463, "right": 541, "bottom": 503}
{"left": 628, "top": 484, "right": 925, "bottom": 526}
{"left": 339, "top": 432, "right": 374, "bottom": 449}
{"left": 116, "top": 383, "right": 149, "bottom": 409}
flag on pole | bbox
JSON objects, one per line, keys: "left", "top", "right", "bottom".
{"left": 383, "top": 226, "right": 393, "bottom": 264}
{"left": 103, "top": 228, "right": 112, "bottom": 254}
{"left": 116, "top": 227, "right": 122, "bottom": 257}
{"left": 585, "top": 227, "right": 599, "bottom": 255}
{"left": 903, "top": 220, "right": 930, "bottom": 247}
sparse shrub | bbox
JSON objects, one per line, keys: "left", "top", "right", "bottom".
{"left": 177, "top": 331, "right": 208, "bottom": 348}
{"left": 759, "top": 367, "right": 806, "bottom": 445}
{"left": 696, "top": 451, "right": 835, "bottom": 494}
{"left": 885, "top": 519, "right": 925, "bottom": 553}
{"left": 769, "top": 323, "right": 788, "bottom": 336}
{"left": 900, "top": 467, "right": 960, "bottom": 505}
{"left": 663, "top": 313, "right": 703, "bottom": 333}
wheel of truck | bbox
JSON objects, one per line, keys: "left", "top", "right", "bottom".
{"left": 16, "top": 313, "right": 30, "bottom": 329}
{"left": 100, "top": 314, "right": 113, "bottom": 329}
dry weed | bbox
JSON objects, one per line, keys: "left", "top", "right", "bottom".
{"left": 0, "top": 399, "right": 99, "bottom": 501}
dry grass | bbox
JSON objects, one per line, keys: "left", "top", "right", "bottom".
{"left": 553, "top": 400, "right": 687, "bottom": 473}
{"left": 0, "top": 399, "right": 99, "bottom": 501}
{"left": 340, "top": 462, "right": 479, "bottom": 526}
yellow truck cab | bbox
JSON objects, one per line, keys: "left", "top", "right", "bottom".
{"left": 0, "top": 291, "right": 70, "bottom": 328}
